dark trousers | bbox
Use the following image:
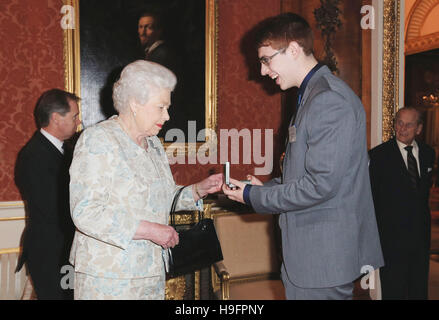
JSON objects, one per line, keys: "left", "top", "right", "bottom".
{"left": 380, "top": 250, "right": 429, "bottom": 300}
{"left": 26, "top": 250, "right": 73, "bottom": 300}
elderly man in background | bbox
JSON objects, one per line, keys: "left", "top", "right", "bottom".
{"left": 15, "top": 89, "right": 80, "bottom": 300}
{"left": 369, "top": 107, "right": 436, "bottom": 299}
{"left": 69, "top": 60, "right": 223, "bottom": 300}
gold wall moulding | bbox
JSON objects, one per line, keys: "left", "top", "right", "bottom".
{"left": 159, "top": 140, "right": 216, "bottom": 158}
{"left": 405, "top": 32, "right": 439, "bottom": 55}
{"left": 0, "top": 247, "right": 21, "bottom": 255}
{"left": 0, "top": 201, "right": 24, "bottom": 208}
{"left": 0, "top": 217, "right": 25, "bottom": 222}
{"left": 381, "top": 0, "right": 401, "bottom": 142}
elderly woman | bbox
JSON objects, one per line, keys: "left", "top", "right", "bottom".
{"left": 69, "top": 60, "right": 223, "bottom": 300}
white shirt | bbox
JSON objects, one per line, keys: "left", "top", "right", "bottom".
{"left": 144, "top": 40, "right": 164, "bottom": 57}
{"left": 396, "top": 139, "right": 420, "bottom": 176}
{"left": 40, "top": 128, "right": 64, "bottom": 154}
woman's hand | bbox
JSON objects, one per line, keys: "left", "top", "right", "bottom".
{"left": 193, "top": 173, "right": 224, "bottom": 200}
{"left": 134, "top": 220, "right": 179, "bottom": 249}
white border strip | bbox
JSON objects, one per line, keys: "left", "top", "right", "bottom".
{"left": 371, "top": 0, "right": 384, "bottom": 148}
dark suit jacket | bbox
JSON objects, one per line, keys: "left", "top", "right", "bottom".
{"left": 15, "top": 131, "right": 75, "bottom": 280}
{"left": 369, "top": 138, "right": 435, "bottom": 262}
{"left": 144, "top": 41, "right": 180, "bottom": 77}
{"left": 143, "top": 41, "right": 198, "bottom": 139}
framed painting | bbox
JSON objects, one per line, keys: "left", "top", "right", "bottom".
{"left": 63, "top": 0, "right": 217, "bottom": 151}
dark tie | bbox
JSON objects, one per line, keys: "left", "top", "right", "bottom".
{"left": 405, "top": 145, "right": 419, "bottom": 189}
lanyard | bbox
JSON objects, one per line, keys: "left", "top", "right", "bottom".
{"left": 291, "top": 63, "right": 323, "bottom": 126}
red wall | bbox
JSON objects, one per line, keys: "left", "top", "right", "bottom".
{"left": 172, "top": 0, "right": 282, "bottom": 185}
{"left": 0, "top": 0, "right": 65, "bottom": 201}
{"left": 0, "top": 0, "right": 282, "bottom": 201}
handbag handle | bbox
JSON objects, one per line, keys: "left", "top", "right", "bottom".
{"left": 170, "top": 186, "right": 203, "bottom": 227}
{"left": 170, "top": 186, "right": 186, "bottom": 227}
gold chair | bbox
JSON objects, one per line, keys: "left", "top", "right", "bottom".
{"left": 211, "top": 212, "right": 285, "bottom": 300}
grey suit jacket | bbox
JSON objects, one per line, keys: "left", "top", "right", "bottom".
{"left": 249, "top": 66, "right": 384, "bottom": 288}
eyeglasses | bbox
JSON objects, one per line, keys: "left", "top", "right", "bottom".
{"left": 259, "top": 48, "right": 286, "bottom": 66}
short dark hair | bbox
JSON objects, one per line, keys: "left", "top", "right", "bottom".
{"left": 254, "top": 13, "right": 314, "bottom": 56}
{"left": 138, "top": 10, "right": 163, "bottom": 30}
{"left": 34, "top": 89, "right": 80, "bottom": 128}
{"left": 395, "top": 106, "right": 424, "bottom": 126}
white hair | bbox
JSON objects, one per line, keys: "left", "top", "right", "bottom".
{"left": 113, "top": 60, "right": 177, "bottom": 114}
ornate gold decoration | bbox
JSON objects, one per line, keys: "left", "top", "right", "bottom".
{"left": 313, "top": 0, "right": 343, "bottom": 74}
{"left": 202, "top": 202, "right": 213, "bottom": 219}
{"left": 171, "top": 210, "right": 201, "bottom": 225}
{"left": 405, "top": 0, "right": 439, "bottom": 55}
{"left": 63, "top": 0, "right": 217, "bottom": 151}
{"left": 165, "top": 276, "right": 186, "bottom": 300}
{"left": 406, "top": 32, "right": 439, "bottom": 55}
{"left": 194, "top": 270, "right": 201, "bottom": 300}
{"left": 405, "top": 0, "right": 439, "bottom": 41}
{"left": 62, "top": 0, "right": 82, "bottom": 130}
{"left": 160, "top": 140, "right": 216, "bottom": 157}
{"left": 205, "top": 0, "right": 218, "bottom": 144}
{"left": 381, "top": 0, "right": 400, "bottom": 142}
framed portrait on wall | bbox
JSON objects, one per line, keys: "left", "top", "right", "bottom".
{"left": 63, "top": 0, "right": 217, "bottom": 147}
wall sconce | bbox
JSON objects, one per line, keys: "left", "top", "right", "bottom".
{"left": 422, "top": 90, "right": 439, "bottom": 108}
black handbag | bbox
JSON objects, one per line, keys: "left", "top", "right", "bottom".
{"left": 167, "top": 186, "right": 223, "bottom": 277}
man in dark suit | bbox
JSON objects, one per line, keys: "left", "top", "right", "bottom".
{"left": 15, "top": 89, "right": 80, "bottom": 300}
{"left": 369, "top": 107, "right": 436, "bottom": 299}
{"left": 137, "top": 11, "right": 179, "bottom": 75}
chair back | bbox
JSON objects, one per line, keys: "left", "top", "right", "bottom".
{"left": 213, "top": 213, "right": 280, "bottom": 280}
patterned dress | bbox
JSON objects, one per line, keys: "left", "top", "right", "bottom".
{"left": 69, "top": 116, "right": 199, "bottom": 299}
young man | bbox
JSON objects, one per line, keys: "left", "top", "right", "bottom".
{"left": 15, "top": 89, "right": 80, "bottom": 299}
{"left": 369, "top": 107, "right": 435, "bottom": 299}
{"left": 223, "top": 13, "right": 384, "bottom": 300}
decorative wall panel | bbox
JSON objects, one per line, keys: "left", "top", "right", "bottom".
{"left": 0, "top": 0, "right": 65, "bottom": 201}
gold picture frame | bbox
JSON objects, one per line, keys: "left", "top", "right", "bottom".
{"left": 63, "top": 0, "right": 217, "bottom": 154}
{"left": 381, "top": 0, "right": 401, "bottom": 142}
